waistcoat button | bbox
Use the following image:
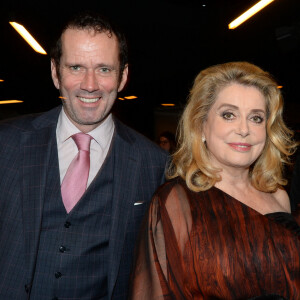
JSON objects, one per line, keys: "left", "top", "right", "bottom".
{"left": 24, "top": 284, "right": 31, "bottom": 293}
{"left": 59, "top": 246, "right": 66, "bottom": 253}
{"left": 55, "top": 271, "right": 62, "bottom": 278}
{"left": 64, "top": 221, "right": 71, "bottom": 228}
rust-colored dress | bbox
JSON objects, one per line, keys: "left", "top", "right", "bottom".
{"left": 129, "top": 178, "right": 300, "bottom": 299}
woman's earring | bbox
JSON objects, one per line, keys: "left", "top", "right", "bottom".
{"left": 202, "top": 135, "right": 206, "bottom": 143}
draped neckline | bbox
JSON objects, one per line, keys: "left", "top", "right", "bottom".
{"left": 210, "top": 185, "right": 300, "bottom": 236}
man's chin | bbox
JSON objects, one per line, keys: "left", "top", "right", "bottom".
{"left": 74, "top": 115, "right": 109, "bottom": 127}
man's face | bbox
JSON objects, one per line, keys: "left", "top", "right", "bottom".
{"left": 51, "top": 28, "right": 128, "bottom": 133}
{"left": 159, "top": 137, "right": 171, "bottom": 152}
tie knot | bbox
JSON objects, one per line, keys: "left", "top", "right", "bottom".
{"left": 72, "top": 133, "right": 92, "bottom": 152}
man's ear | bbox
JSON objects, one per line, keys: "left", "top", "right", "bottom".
{"left": 51, "top": 59, "right": 60, "bottom": 89}
{"left": 118, "top": 64, "right": 129, "bottom": 92}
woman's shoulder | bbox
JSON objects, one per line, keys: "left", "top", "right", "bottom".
{"left": 272, "top": 188, "right": 291, "bottom": 213}
{"left": 152, "top": 177, "right": 194, "bottom": 238}
{"left": 153, "top": 177, "right": 218, "bottom": 215}
{"left": 154, "top": 177, "right": 205, "bottom": 204}
{"left": 154, "top": 177, "right": 224, "bottom": 205}
{"left": 152, "top": 177, "right": 196, "bottom": 212}
{"left": 155, "top": 177, "right": 187, "bottom": 197}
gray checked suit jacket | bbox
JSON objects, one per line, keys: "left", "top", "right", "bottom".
{"left": 0, "top": 106, "right": 168, "bottom": 299}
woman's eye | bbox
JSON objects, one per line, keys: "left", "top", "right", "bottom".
{"left": 251, "top": 115, "right": 264, "bottom": 123}
{"left": 222, "top": 112, "right": 234, "bottom": 120}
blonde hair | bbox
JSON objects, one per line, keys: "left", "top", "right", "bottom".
{"left": 168, "top": 61, "right": 297, "bottom": 193}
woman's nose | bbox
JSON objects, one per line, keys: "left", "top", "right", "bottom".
{"left": 236, "top": 119, "right": 250, "bottom": 137}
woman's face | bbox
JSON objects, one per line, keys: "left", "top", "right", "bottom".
{"left": 203, "top": 83, "right": 267, "bottom": 171}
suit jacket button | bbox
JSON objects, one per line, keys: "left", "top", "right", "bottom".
{"left": 55, "top": 271, "right": 62, "bottom": 278}
{"left": 59, "top": 246, "right": 66, "bottom": 253}
{"left": 24, "top": 284, "right": 31, "bottom": 293}
{"left": 64, "top": 221, "right": 71, "bottom": 228}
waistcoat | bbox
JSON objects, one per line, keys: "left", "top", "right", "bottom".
{"left": 30, "top": 142, "right": 115, "bottom": 300}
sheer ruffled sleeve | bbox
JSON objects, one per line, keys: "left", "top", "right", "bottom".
{"left": 129, "top": 182, "right": 193, "bottom": 300}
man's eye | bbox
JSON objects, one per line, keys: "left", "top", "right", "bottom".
{"left": 251, "top": 115, "right": 264, "bottom": 123}
{"left": 222, "top": 112, "right": 234, "bottom": 120}
{"left": 70, "top": 66, "right": 80, "bottom": 71}
{"left": 100, "top": 67, "right": 110, "bottom": 73}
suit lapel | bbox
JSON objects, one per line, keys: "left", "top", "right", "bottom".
{"left": 107, "top": 121, "right": 140, "bottom": 298}
{"left": 21, "top": 107, "right": 61, "bottom": 287}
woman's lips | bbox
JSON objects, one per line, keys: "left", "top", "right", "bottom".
{"left": 228, "top": 143, "right": 252, "bottom": 152}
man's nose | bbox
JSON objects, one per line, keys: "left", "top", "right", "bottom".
{"left": 80, "top": 70, "right": 99, "bottom": 92}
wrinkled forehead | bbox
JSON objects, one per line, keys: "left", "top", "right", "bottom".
{"left": 60, "top": 28, "right": 120, "bottom": 63}
{"left": 61, "top": 27, "right": 117, "bottom": 47}
{"left": 64, "top": 26, "right": 113, "bottom": 38}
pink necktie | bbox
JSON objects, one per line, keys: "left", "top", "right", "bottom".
{"left": 61, "top": 133, "right": 92, "bottom": 213}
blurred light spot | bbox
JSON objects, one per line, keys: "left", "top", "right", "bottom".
{"left": 9, "top": 22, "right": 47, "bottom": 55}
{"left": 228, "top": 0, "right": 275, "bottom": 29}
{"left": 118, "top": 97, "right": 125, "bottom": 100}
{"left": 124, "top": 96, "right": 138, "bottom": 100}
{"left": 0, "top": 79, "right": 4, "bottom": 82}
{"left": 161, "top": 103, "right": 175, "bottom": 107}
{"left": 277, "top": 86, "right": 283, "bottom": 89}
{"left": 59, "top": 96, "right": 67, "bottom": 99}
{"left": 0, "top": 100, "right": 23, "bottom": 104}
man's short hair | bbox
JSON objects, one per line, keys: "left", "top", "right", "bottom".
{"left": 50, "top": 11, "right": 128, "bottom": 82}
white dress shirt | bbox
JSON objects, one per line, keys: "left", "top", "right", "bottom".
{"left": 56, "top": 109, "right": 115, "bottom": 187}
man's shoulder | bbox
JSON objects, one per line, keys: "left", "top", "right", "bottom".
{"left": 0, "top": 106, "right": 61, "bottom": 149}
{"left": 0, "top": 106, "right": 61, "bottom": 134}
{"left": 0, "top": 115, "right": 39, "bottom": 144}
{"left": 0, "top": 113, "right": 37, "bottom": 131}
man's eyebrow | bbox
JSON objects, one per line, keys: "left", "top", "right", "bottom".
{"left": 63, "top": 62, "right": 117, "bottom": 70}
{"left": 64, "top": 62, "right": 82, "bottom": 66}
{"left": 96, "top": 63, "right": 116, "bottom": 69}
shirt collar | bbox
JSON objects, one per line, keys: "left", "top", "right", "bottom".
{"left": 57, "top": 108, "right": 115, "bottom": 151}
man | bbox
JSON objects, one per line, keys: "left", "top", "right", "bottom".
{"left": 0, "top": 12, "right": 167, "bottom": 299}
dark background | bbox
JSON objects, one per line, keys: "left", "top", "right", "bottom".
{"left": 0, "top": 0, "right": 299, "bottom": 140}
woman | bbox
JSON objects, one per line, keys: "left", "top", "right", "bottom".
{"left": 130, "top": 62, "right": 300, "bottom": 299}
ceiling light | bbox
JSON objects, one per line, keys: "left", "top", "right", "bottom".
{"left": 0, "top": 100, "right": 23, "bottom": 104}
{"left": 228, "top": 0, "right": 275, "bottom": 30}
{"left": 161, "top": 103, "right": 175, "bottom": 107}
{"left": 124, "top": 96, "right": 138, "bottom": 99}
{"left": 9, "top": 22, "right": 47, "bottom": 54}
